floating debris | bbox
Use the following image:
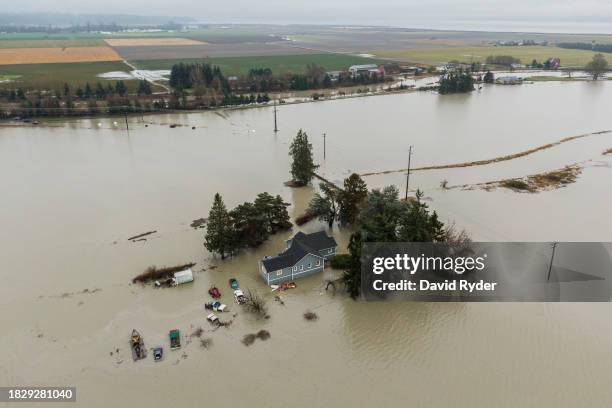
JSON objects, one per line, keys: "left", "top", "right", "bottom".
{"left": 273, "top": 295, "right": 285, "bottom": 305}
{"left": 190, "top": 218, "right": 207, "bottom": 229}
{"left": 304, "top": 311, "right": 318, "bottom": 321}
{"left": 200, "top": 338, "right": 213, "bottom": 349}
{"left": 128, "top": 231, "right": 157, "bottom": 241}
{"left": 256, "top": 330, "right": 271, "bottom": 340}
{"left": 604, "top": 148, "right": 612, "bottom": 155}
{"left": 242, "top": 334, "right": 256, "bottom": 346}
{"left": 190, "top": 327, "right": 204, "bottom": 338}
{"left": 132, "top": 263, "right": 196, "bottom": 284}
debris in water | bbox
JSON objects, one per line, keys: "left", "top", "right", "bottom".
{"left": 200, "top": 338, "right": 213, "bottom": 349}
{"left": 190, "top": 327, "right": 204, "bottom": 338}
{"left": 127, "top": 230, "right": 157, "bottom": 241}
{"left": 190, "top": 218, "right": 207, "bottom": 229}
{"left": 604, "top": 148, "right": 612, "bottom": 155}
{"left": 274, "top": 295, "right": 285, "bottom": 305}
{"left": 256, "top": 330, "right": 271, "bottom": 340}
{"left": 132, "top": 262, "right": 196, "bottom": 284}
{"left": 304, "top": 311, "right": 318, "bottom": 321}
{"left": 242, "top": 333, "right": 257, "bottom": 346}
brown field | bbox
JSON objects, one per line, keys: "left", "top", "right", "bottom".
{"left": 0, "top": 47, "right": 122, "bottom": 65}
{"left": 104, "top": 38, "right": 207, "bottom": 47}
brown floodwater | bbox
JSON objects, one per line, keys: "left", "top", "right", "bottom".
{"left": 1, "top": 81, "right": 612, "bottom": 408}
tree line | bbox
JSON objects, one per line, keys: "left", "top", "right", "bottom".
{"left": 558, "top": 42, "right": 612, "bottom": 53}
{"left": 438, "top": 70, "right": 475, "bottom": 94}
{"left": 204, "top": 192, "right": 292, "bottom": 259}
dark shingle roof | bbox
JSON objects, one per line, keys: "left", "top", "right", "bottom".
{"left": 261, "top": 231, "right": 336, "bottom": 273}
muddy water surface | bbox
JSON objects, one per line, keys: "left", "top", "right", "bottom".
{"left": 1, "top": 81, "right": 612, "bottom": 407}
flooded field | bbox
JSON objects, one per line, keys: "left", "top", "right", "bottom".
{"left": 1, "top": 80, "right": 612, "bottom": 407}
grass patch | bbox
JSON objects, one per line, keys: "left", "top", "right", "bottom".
{"left": 0, "top": 61, "right": 131, "bottom": 90}
{"left": 133, "top": 53, "right": 384, "bottom": 75}
{"left": 375, "top": 45, "right": 603, "bottom": 67}
{"left": 497, "top": 165, "right": 581, "bottom": 193}
{"left": 501, "top": 179, "right": 531, "bottom": 191}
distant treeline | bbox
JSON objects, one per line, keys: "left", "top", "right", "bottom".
{"left": 558, "top": 42, "right": 612, "bottom": 53}
{"left": 169, "top": 62, "right": 385, "bottom": 94}
{"left": 438, "top": 70, "right": 474, "bottom": 94}
{"left": 485, "top": 55, "right": 521, "bottom": 65}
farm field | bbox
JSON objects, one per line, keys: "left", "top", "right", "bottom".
{"left": 133, "top": 53, "right": 384, "bottom": 75}
{"left": 374, "top": 45, "right": 605, "bottom": 66}
{"left": 111, "top": 43, "right": 316, "bottom": 60}
{"left": 104, "top": 38, "right": 207, "bottom": 46}
{"left": 0, "top": 61, "right": 138, "bottom": 90}
{"left": 0, "top": 39, "right": 106, "bottom": 48}
{"left": 0, "top": 46, "right": 122, "bottom": 65}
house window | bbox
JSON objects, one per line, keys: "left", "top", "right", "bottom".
{"left": 316, "top": 260, "right": 321, "bottom": 267}
{"left": 293, "top": 266, "right": 298, "bottom": 272}
{"left": 276, "top": 270, "right": 283, "bottom": 276}
{"left": 307, "top": 263, "right": 311, "bottom": 269}
{"left": 300, "top": 264, "right": 304, "bottom": 271}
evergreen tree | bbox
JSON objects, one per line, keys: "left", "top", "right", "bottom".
{"left": 338, "top": 173, "right": 368, "bottom": 224}
{"left": 397, "top": 190, "right": 446, "bottom": 242}
{"left": 115, "top": 80, "right": 127, "bottom": 96}
{"left": 95, "top": 82, "right": 106, "bottom": 99}
{"left": 137, "top": 80, "right": 152, "bottom": 95}
{"left": 230, "top": 201, "right": 269, "bottom": 248}
{"left": 343, "top": 231, "right": 363, "bottom": 299}
{"left": 84, "top": 83, "right": 93, "bottom": 99}
{"left": 483, "top": 71, "right": 495, "bottom": 84}
{"left": 204, "top": 193, "right": 234, "bottom": 259}
{"left": 289, "top": 129, "right": 319, "bottom": 185}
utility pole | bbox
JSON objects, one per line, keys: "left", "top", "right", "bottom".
{"left": 404, "top": 145, "right": 413, "bottom": 200}
{"left": 323, "top": 133, "right": 326, "bottom": 159}
{"left": 547, "top": 242, "right": 558, "bottom": 282}
{"left": 273, "top": 100, "right": 278, "bottom": 133}
{"left": 124, "top": 111, "right": 129, "bottom": 132}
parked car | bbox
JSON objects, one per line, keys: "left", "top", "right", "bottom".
{"left": 153, "top": 347, "right": 163, "bottom": 361}
{"left": 234, "top": 289, "right": 246, "bottom": 304}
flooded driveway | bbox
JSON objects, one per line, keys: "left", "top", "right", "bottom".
{"left": 1, "top": 80, "right": 611, "bottom": 407}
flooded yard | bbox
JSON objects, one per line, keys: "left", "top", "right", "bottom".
{"left": 1, "top": 80, "right": 612, "bottom": 407}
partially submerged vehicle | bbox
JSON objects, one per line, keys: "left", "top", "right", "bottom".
{"left": 169, "top": 329, "right": 181, "bottom": 350}
{"left": 130, "top": 329, "right": 147, "bottom": 361}
{"left": 207, "top": 313, "right": 219, "bottom": 323}
{"left": 234, "top": 289, "right": 246, "bottom": 304}
{"left": 205, "top": 300, "right": 227, "bottom": 312}
{"left": 208, "top": 286, "right": 221, "bottom": 299}
{"left": 153, "top": 347, "right": 163, "bottom": 361}
{"left": 229, "top": 278, "right": 238, "bottom": 290}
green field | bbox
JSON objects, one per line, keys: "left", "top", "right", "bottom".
{"left": 133, "top": 53, "right": 384, "bottom": 75}
{"left": 0, "top": 61, "right": 131, "bottom": 90}
{"left": 376, "top": 46, "right": 606, "bottom": 67}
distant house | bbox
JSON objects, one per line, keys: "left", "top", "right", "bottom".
{"left": 399, "top": 65, "right": 423, "bottom": 75}
{"left": 383, "top": 63, "right": 401, "bottom": 74}
{"left": 510, "top": 63, "right": 526, "bottom": 69}
{"left": 546, "top": 57, "right": 561, "bottom": 70}
{"left": 349, "top": 64, "right": 380, "bottom": 76}
{"left": 496, "top": 75, "right": 523, "bottom": 85}
{"left": 259, "top": 231, "right": 337, "bottom": 284}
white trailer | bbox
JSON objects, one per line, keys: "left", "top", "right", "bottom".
{"left": 172, "top": 269, "right": 194, "bottom": 286}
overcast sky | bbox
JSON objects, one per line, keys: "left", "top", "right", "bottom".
{"left": 7, "top": 0, "right": 612, "bottom": 33}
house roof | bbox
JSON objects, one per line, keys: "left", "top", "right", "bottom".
{"left": 261, "top": 231, "right": 337, "bottom": 272}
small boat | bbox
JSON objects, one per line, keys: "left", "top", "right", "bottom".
{"left": 229, "top": 278, "right": 238, "bottom": 290}
{"left": 205, "top": 300, "right": 227, "bottom": 312}
{"left": 169, "top": 329, "right": 181, "bottom": 350}
{"left": 153, "top": 347, "right": 163, "bottom": 361}
{"left": 234, "top": 289, "right": 246, "bottom": 304}
{"left": 208, "top": 286, "right": 221, "bottom": 299}
{"left": 130, "top": 329, "right": 147, "bottom": 361}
